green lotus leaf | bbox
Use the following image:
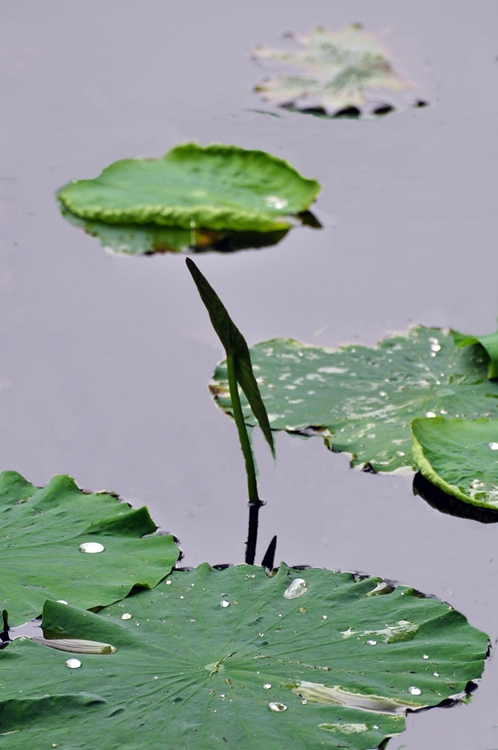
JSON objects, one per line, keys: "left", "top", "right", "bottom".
{"left": 253, "top": 25, "right": 418, "bottom": 118}
{"left": 452, "top": 325, "right": 498, "bottom": 380}
{"left": 57, "top": 143, "right": 321, "bottom": 233}
{"left": 0, "top": 472, "right": 180, "bottom": 624}
{"left": 412, "top": 416, "right": 498, "bottom": 509}
{"left": 210, "top": 327, "right": 498, "bottom": 472}
{"left": 0, "top": 564, "right": 487, "bottom": 749}
{"left": 59, "top": 203, "right": 289, "bottom": 256}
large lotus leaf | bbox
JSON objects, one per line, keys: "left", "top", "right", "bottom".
{"left": 412, "top": 417, "right": 498, "bottom": 509}
{"left": 57, "top": 143, "right": 321, "bottom": 233}
{"left": 253, "top": 25, "right": 416, "bottom": 118}
{"left": 0, "top": 564, "right": 487, "bottom": 749}
{"left": 0, "top": 472, "right": 179, "bottom": 624}
{"left": 210, "top": 327, "right": 498, "bottom": 473}
{"left": 453, "top": 326, "right": 498, "bottom": 380}
{"left": 59, "top": 203, "right": 289, "bottom": 256}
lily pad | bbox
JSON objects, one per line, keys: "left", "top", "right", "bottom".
{"left": 0, "top": 472, "right": 180, "bottom": 624}
{"left": 60, "top": 203, "right": 290, "bottom": 255}
{"left": 253, "top": 25, "right": 418, "bottom": 118}
{"left": 412, "top": 417, "right": 498, "bottom": 509}
{"left": 453, "top": 325, "right": 498, "bottom": 380}
{"left": 210, "top": 327, "right": 498, "bottom": 472}
{"left": 57, "top": 143, "right": 321, "bottom": 233}
{"left": 0, "top": 564, "right": 487, "bottom": 749}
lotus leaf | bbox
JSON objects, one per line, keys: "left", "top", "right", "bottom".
{"left": 211, "top": 327, "right": 498, "bottom": 472}
{"left": 453, "top": 325, "right": 498, "bottom": 380}
{"left": 57, "top": 143, "right": 321, "bottom": 233}
{"left": 0, "top": 564, "right": 487, "bottom": 749}
{"left": 412, "top": 417, "right": 498, "bottom": 509}
{"left": 253, "top": 25, "right": 414, "bottom": 118}
{"left": 0, "top": 472, "right": 179, "bottom": 624}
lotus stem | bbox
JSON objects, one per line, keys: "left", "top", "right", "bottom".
{"left": 226, "top": 352, "right": 262, "bottom": 564}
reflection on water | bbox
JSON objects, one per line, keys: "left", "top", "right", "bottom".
{"left": 60, "top": 203, "right": 322, "bottom": 256}
{"left": 282, "top": 100, "right": 428, "bottom": 119}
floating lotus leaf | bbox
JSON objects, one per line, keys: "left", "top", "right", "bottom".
{"left": 0, "top": 472, "right": 179, "bottom": 624}
{"left": 412, "top": 417, "right": 498, "bottom": 509}
{"left": 0, "top": 564, "right": 487, "bottom": 749}
{"left": 253, "top": 25, "right": 418, "bottom": 118}
{"left": 57, "top": 143, "right": 321, "bottom": 233}
{"left": 211, "top": 327, "right": 498, "bottom": 472}
{"left": 453, "top": 325, "right": 498, "bottom": 380}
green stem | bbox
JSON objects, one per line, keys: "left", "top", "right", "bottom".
{"left": 226, "top": 353, "right": 259, "bottom": 505}
{"left": 226, "top": 353, "right": 262, "bottom": 564}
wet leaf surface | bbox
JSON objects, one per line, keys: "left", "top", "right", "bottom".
{"left": 0, "top": 472, "right": 179, "bottom": 624}
{"left": 253, "top": 25, "right": 418, "bottom": 118}
{"left": 412, "top": 417, "right": 498, "bottom": 509}
{"left": 0, "top": 564, "right": 487, "bottom": 749}
{"left": 211, "top": 327, "right": 498, "bottom": 472}
{"left": 57, "top": 143, "right": 321, "bottom": 233}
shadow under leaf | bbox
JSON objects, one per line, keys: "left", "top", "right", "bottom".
{"left": 413, "top": 472, "right": 498, "bottom": 524}
{"left": 60, "top": 204, "right": 319, "bottom": 256}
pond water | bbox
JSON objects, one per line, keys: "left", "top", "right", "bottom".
{"left": 1, "top": 1, "right": 498, "bottom": 747}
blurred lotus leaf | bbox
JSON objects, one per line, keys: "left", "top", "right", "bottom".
{"left": 253, "top": 25, "right": 420, "bottom": 118}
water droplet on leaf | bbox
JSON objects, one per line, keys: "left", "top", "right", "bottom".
{"left": 283, "top": 578, "right": 307, "bottom": 599}
{"left": 268, "top": 702, "right": 287, "bottom": 712}
{"left": 65, "top": 658, "right": 81, "bottom": 669}
{"left": 408, "top": 686, "right": 421, "bottom": 695}
{"left": 121, "top": 613, "right": 133, "bottom": 620}
{"left": 79, "top": 542, "right": 104, "bottom": 554}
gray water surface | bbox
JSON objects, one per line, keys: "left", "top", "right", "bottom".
{"left": 1, "top": 2, "right": 498, "bottom": 747}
